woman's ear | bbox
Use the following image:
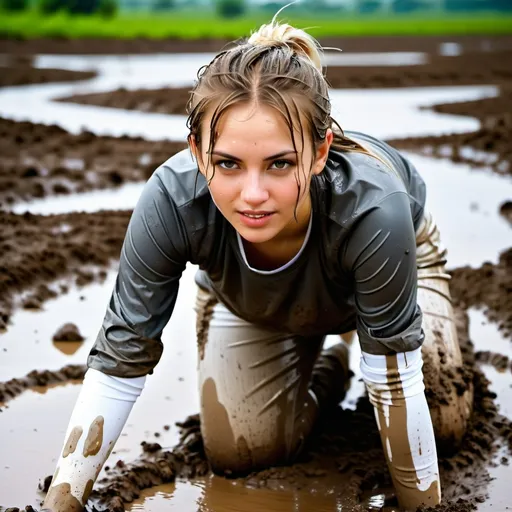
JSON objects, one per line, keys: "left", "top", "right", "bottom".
{"left": 188, "top": 134, "right": 199, "bottom": 161}
{"left": 313, "top": 128, "right": 334, "bottom": 175}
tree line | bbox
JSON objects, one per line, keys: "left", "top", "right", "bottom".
{"left": 1, "top": 0, "right": 511, "bottom": 16}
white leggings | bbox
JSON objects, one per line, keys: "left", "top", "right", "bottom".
{"left": 195, "top": 212, "right": 473, "bottom": 474}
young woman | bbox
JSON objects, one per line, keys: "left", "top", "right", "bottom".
{"left": 43, "top": 20, "right": 472, "bottom": 512}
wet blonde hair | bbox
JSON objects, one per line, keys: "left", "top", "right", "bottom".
{"left": 186, "top": 16, "right": 376, "bottom": 184}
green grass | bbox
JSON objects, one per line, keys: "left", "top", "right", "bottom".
{"left": 1, "top": 10, "right": 512, "bottom": 40}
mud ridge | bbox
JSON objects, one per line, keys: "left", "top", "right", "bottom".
{"left": 387, "top": 64, "right": 512, "bottom": 177}
{"left": 0, "top": 117, "right": 186, "bottom": 208}
{"left": 0, "top": 210, "right": 131, "bottom": 330}
{"left": 475, "top": 351, "right": 511, "bottom": 373}
{"left": 57, "top": 51, "right": 512, "bottom": 117}
{"left": 2, "top": 35, "right": 512, "bottom": 55}
{"left": 0, "top": 364, "right": 86, "bottom": 405}
{"left": 0, "top": 55, "right": 96, "bottom": 88}
{"left": 449, "top": 248, "right": 512, "bottom": 341}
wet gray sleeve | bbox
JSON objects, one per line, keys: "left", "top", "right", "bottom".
{"left": 88, "top": 172, "right": 188, "bottom": 377}
{"left": 343, "top": 192, "right": 424, "bottom": 355}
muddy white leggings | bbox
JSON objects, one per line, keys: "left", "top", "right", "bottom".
{"left": 195, "top": 212, "right": 473, "bottom": 509}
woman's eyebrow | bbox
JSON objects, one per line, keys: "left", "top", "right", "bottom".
{"left": 209, "top": 150, "right": 297, "bottom": 162}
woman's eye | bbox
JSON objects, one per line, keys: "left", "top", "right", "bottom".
{"left": 271, "top": 160, "right": 293, "bottom": 170}
{"left": 217, "top": 160, "right": 238, "bottom": 170}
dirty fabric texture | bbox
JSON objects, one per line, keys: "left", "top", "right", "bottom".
{"left": 87, "top": 133, "right": 427, "bottom": 377}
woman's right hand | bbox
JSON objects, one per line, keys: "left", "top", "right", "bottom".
{"left": 41, "top": 368, "right": 146, "bottom": 511}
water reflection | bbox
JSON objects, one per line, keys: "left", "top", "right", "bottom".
{"left": 128, "top": 476, "right": 346, "bottom": 512}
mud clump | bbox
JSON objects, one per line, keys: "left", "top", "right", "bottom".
{"left": 0, "top": 210, "right": 131, "bottom": 330}
{"left": 475, "top": 351, "right": 511, "bottom": 373}
{"left": 57, "top": 86, "right": 192, "bottom": 115}
{"left": 0, "top": 364, "right": 86, "bottom": 404}
{"left": 500, "top": 200, "right": 512, "bottom": 225}
{"left": 85, "top": 415, "right": 209, "bottom": 509}
{"left": 449, "top": 248, "right": 512, "bottom": 340}
{"left": 0, "top": 117, "right": 186, "bottom": 208}
{"left": 52, "top": 323, "right": 85, "bottom": 342}
{"left": 0, "top": 54, "right": 96, "bottom": 88}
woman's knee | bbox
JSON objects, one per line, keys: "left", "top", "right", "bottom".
{"left": 199, "top": 376, "right": 291, "bottom": 474}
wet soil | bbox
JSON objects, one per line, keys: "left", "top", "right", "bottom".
{"left": 57, "top": 50, "right": 512, "bottom": 114}
{"left": 500, "top": 200, "right": 512, "bottom": 225}
{"left": 449, "top": 248, "right": 512, "bottom": 341}
{"left": 0, "top": 364, "right": 86, "bottom": 405}
{"left": 55, "top": 50, "right": 512, "bottom": 180}
{"left": 0, "top": 209, "right": 131, "bottom": 330}
{"left": 1, "top": 252, "right": 509, "bottom": 510}
{"left": 34, "top": 306, "right": 509, "bottom": 512}
{"left": 1, "top": 38, "right": 512, "bottom": 512}
{"left": 0, "top": 117, "right": 186, "bottom": 208}
{"left": 0, "top": 55, "right": 96, "bottom": 88}
{"left": 52, "top": 323, "right": 85, "bottom": 342}
{"left": 2, "top": 34, "right": 512, "bottom": 55}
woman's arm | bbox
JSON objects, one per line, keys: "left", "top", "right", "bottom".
{"left": 43, "top": 170, "right": 189, "bottom": 510}
{"left": 43, "top": 369, "right": 145, "bottom": 510}
{"left": 342, "top": 191, "right": 440, "bottom": 510}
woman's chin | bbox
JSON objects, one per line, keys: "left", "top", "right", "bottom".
{"left": 235, "top": 224, "right": 277, "bottom": 245}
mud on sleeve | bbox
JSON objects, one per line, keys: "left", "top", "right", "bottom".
{"left": 88, "top": 172, "right": 189, "bottom": 377}
{"left": 343, "top": 192, "right": 424, "bottom": 355}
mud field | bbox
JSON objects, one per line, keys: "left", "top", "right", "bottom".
{"left": 0, "top": 36, "right": 511, "bottom": 512}
{"left": 0, "top": 55, "right": 97, "bottom": 88}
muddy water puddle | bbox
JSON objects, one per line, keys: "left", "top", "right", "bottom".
{"left": 1, "top": 51, "right": 512, "bottom": 510}
{"left": 127, "top": 477, "right": 348, "bottom": 512}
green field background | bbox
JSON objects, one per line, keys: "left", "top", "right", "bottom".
{"left": 1, "top": 9, "right": 512, "bottom": 39}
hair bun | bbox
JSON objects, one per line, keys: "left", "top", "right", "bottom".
{"left": 248, "top": 21, "right": 323, "bottom": 72}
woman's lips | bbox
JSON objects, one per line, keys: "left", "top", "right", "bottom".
{"left": 238, "top": 211, "right": 275, "bottom": 227}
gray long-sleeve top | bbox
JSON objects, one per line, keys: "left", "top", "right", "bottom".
{"left": 88, "top": 131, "right": 426, "bottom": 377}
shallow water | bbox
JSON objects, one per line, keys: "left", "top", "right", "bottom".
{"left": 0, "top": 52, "right": 493, "bottom": 140}
{"left": 0, "top": 51, "right": 511, "bottom": 510}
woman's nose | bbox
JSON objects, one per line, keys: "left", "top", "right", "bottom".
{"left": 240, "top": 172, "right": 269, "bottom": 205}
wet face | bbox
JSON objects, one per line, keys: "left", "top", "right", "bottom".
{"left": 191, "top": 102, "right": 332, "bottom": 247}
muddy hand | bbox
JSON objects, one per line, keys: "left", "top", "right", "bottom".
{"left": 42, "top": 368, "right": 146, "bottom": 511}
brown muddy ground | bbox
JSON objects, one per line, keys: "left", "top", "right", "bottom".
{"left": 0, "top": 55, "right": 97, "bottom": 88}
{"left": 1, "top": 37, "right": 512, "bottom": 512}
{"left": 57, "top": 50, "right": 512, "bottom": 112}
{"left": 0, "top": 247, "right": 510, "bottom": 512}
{"left": 55, "top": 50, "right": 512, "bottom": 179}
{"left": 0, "top": 117, "right": 186, "bottom": 208}
{"left": 0, "top": 210, "right": 131, "bottom": 330}
{"left": 2, "top": 34, "right": 512, "bottom": 55}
